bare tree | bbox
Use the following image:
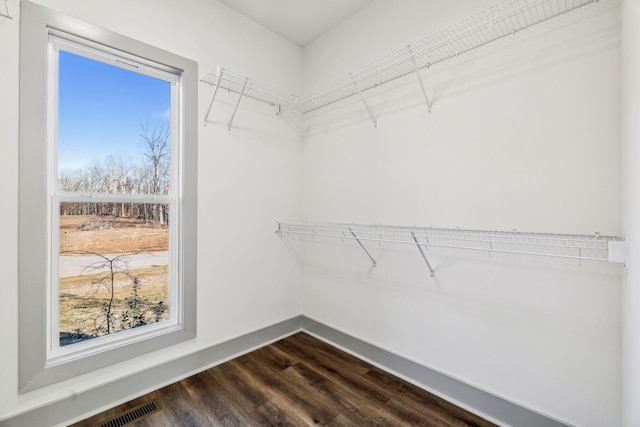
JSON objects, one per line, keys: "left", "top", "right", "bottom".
{"left": 60, "top": 249, "right": 168, "bottom": 345}
{"left": 72, "top": 251, "right": 134, "bottom": 335}
{"left": 139, "top": 123, "right": 170, "bottom": 224}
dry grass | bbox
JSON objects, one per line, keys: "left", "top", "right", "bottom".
{"left": 59, "top": 266, "right": 169, "bottom": 340}
{"left": 60, "top": 215, "right": 168, "bottom": 254}
{"left": 59, "top": 215, "right": 169, "bottom": 344}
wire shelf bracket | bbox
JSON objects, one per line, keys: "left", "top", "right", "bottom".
{"left": 350, "top": 74, "right": 377, "bottom": 127}
{"left": 203, "top": 69, "right": 223, "bottom": 125}
{"left": 407, "top": 46, "right": 432, "bottom": 113}
{"left": 227, "top": 77, "right": 248, "bottom": 131}
{"left": 1, "top": 0, "right": 12, "bottom": 19}
{"left": 276, "top": 221, "right": 627, "bottom": 276}
{"left": 350, "top": 227, "right": 377, "bottom": 266}
{"left": 412, "top": 231, "right": 435, "bottom": 276}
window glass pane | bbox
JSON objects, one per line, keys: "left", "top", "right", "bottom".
{"left": 58, "top": 203, "right": 169, "bottom": 346}
{"left": 57, "top": 50, "right": 171, "bottom": 195}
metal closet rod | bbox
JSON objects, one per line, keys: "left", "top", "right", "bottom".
{"left": 276, "top": 221, "right": 626, "bottom": 275}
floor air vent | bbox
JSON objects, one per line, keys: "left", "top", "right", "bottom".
{"left": 101, "top": 401, "right": 160, "bottom": 427}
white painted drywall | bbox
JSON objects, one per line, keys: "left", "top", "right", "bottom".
{"left": 300, "top": 1, "right": 622, "bottom": 426}
{"left": 0, "top": 0, "right": 303, "bottom": 421}
{"left": 621, "top": 1, "right": 640, "bottom": 426}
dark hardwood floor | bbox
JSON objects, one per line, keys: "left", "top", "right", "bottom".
{"left": 71, "top": 333, "right": 496, "bottom": 427}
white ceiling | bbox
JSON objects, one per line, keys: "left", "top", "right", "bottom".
{"left": 216, "top": 0, "right": 375, "bottom": 47}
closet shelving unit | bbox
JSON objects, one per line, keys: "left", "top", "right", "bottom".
{"left": 201, "top": 0, "right": 601, "bottom": 128}
{"left": 276, "top": 222, "right": 627, "bottom": 275}
{"left": 201, "top": 66, "right": 298, "bottom": 129}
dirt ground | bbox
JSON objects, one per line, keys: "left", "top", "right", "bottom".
{"left": 60, "top": 215, "right": 168, "bottom": 254}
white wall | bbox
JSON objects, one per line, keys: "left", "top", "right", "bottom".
{"left": 621, "top": 1, "right": 640, "bottom": 426}
{"left": 301, "top": 1, "right": 622, "bottom": 426}
{"left": 0, "top": 0, "right": 303, "bottom": 421}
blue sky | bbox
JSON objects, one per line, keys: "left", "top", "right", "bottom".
{"left": 58, "top": 50, "right": 171, "bottom": 172}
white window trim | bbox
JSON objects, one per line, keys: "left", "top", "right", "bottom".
{"left": 19, "top": 1, "right": 198, "bottom": 392}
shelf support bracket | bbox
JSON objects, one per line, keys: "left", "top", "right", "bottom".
{"left": 228, "top": 77, "right": 248, "bottom": 131}
{"left": 350, "top": 74, "right": 377, "bottom": 127}
{"left": 578, "top": 247, "right": 582, "bottom": 266}
{"left": 204, "top": 70, "right": 224, "bottom": 125}
{"left": 349, "top": 228, "right": 377, "bottom": 267}
{"left": 408, "top": 46, "right": 431, "bottom": 113}
{"left": 0, "top": 0, "right": 11, "bottom": 19}
{"left": 412, "top": 232, "right": 435, "bottom": 277}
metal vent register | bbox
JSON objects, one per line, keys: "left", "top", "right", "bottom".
{"left": 100, "top": 401, "right": 160, "bottom": 427}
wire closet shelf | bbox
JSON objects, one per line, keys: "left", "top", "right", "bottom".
{"left": 276, "top": 222, "right": 626, "bottom": 275}
{"left": 201, "top": 66, "right": 298, "bottom": 127}
{"left": 291, "top": 0, "right": 598, "bottom": 115}
{"left": 200, "top": 0, "right": 601, "bottom": 127}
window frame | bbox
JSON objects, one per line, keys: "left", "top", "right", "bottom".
{"left": 48, "top": 36, "right": 180, "bottom": 361}
{"left": 19, "top": 1, "right": 197, "bottom": 392}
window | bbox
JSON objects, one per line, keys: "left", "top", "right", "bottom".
{"left": 50, "top": 38, "right": 179, "bottom": 358}
{"left": 19, "top": 1, "right": 197, "bottom": 392}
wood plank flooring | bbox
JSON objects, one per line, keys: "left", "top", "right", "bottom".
{"left": 71, "top": 333, "right": 496, "bottom": 427}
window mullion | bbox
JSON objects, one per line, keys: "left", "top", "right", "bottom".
{"left": 53, "top": 193, "right": 175, "bottom": 204}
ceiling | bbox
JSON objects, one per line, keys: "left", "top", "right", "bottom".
{"left": 216, "top": 0, "right": 375, "bottom": 47}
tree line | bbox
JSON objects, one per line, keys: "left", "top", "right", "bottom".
{"left": 58, "top": 125, "right": 171, "bottom": 225}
